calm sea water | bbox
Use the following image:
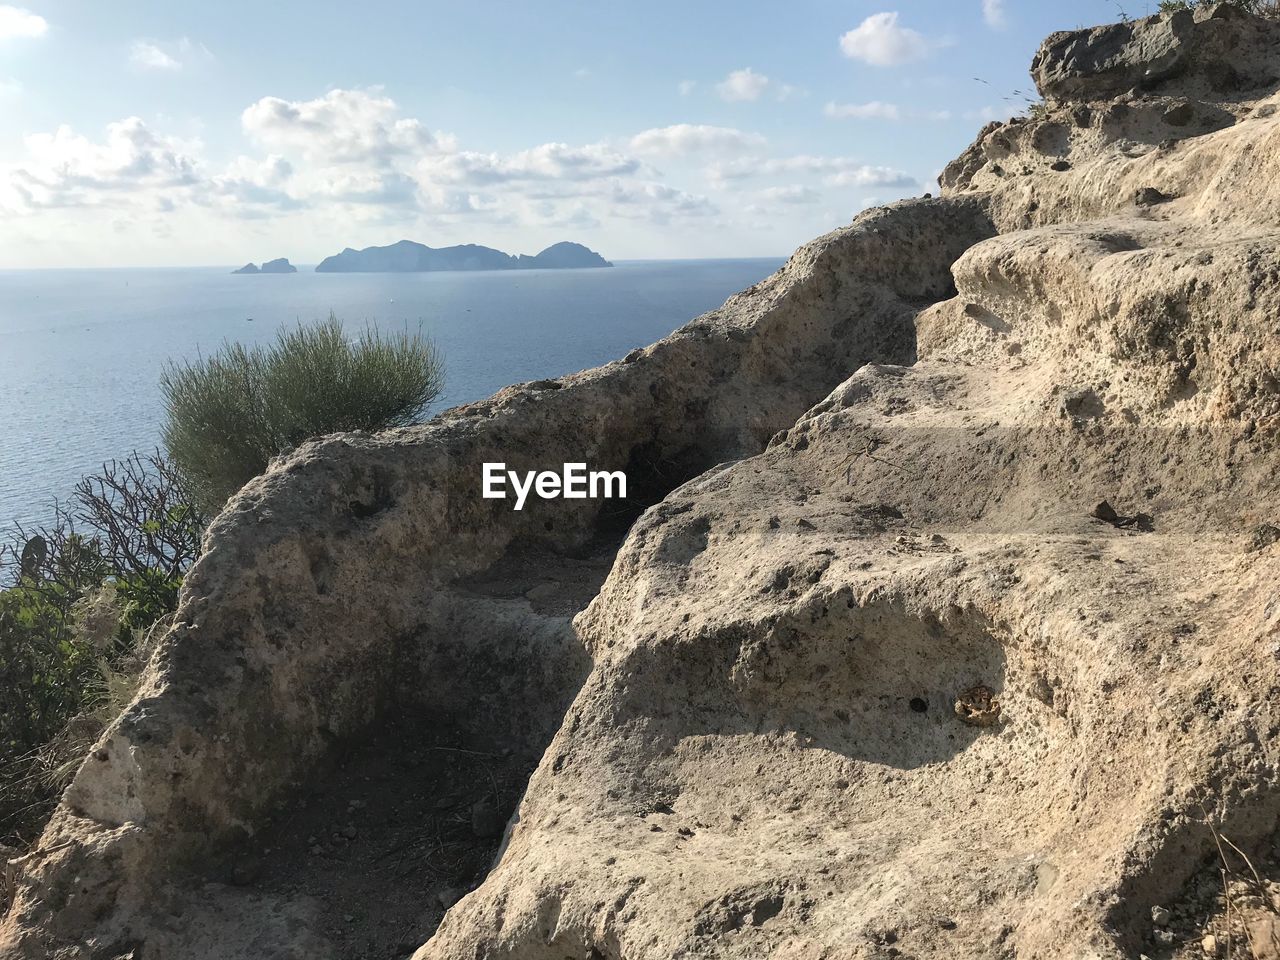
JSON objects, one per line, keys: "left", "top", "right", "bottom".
{"left": 0, "top": 259, "right": 784, "bottom": 532}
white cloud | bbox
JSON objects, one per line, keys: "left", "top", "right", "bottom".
{"left": 678, "top": 80, "right": 696, "bottom": 96}
{"left": 629, "top": 124, "right": 765, "bottom": 157}
{"left": 208, "top": 154, "right": 300, "bottom": 211}
{"left": 839, "top": 12, "right": 931, "bottom": 67}
{"left": 1, "top": 117, "right": 201, "bottom": 210}
{"left": 130, "top": 41, "right": 179, "bottom": 70}
{"left": 824, "top": 100, "right": 900, "bottom": 120}
{"left": 826, "top": 165, "right": 917, "bottom": 188}
{"left": 0, "top": 87, "right": 789, "bottom": 263}
{"left": 0, "top": 5, "right": 45, "bottom": 40}
{"left": 130, "top": 37, "right": 212, "bottom": 71}
{"left": 418, "top": 142, "right": 640, "bottom": 185}
{"left": 716, "top": 68, "right": 769, "bottom": 102}
{"left": 600, "top": 181, "right": 717, "bottom": 219}
{"left": 242, "top": 89, "right": 448, "bottom": 165}
{"left": 709, "top": 154, "right": 916, "bottom": 189}
{"left": 757, "top": 185, "right": 820, "bottom": 205}
{"left": 982, "top": 0, "right": 1007, "bottom": 28}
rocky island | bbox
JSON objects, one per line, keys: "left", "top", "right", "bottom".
{"left": 314, "top": 239, "right": 611, "bottom": 272}
{"left": 5, "top": 6, "right": 1280, "bottom": 960}
{"left": 231, "top": 258, "right": 297, "bottom": 274}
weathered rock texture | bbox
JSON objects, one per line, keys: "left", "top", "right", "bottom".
{"left": 5, "top": 5, "right": 1280, "bottom": 960}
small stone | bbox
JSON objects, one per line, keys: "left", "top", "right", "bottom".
{"left": 1153, "top": 929, "right": 1175, "bottom": 945}
{"left": 936, "top": 915, "right": 957, "bottom": 930}
{"left": 309, "top": 845, "right": 323, "bottom": 856}
{"left": 1151, "top": 904, "right": 1171, "bottom": 926}
{"left": 1201, "top": 934, "right": 1218, "bottom": 956}
{"left": 1135, "top": 186, "right": 1173, "bottom": 206}
{"left": 1250, "top": 523, "right": 1280, "bottom": 552}
{"left": 343, "top": 914, "right": 355, "bottom": 924}
{"left": 342, "top": 824, "right": 358, "bottom": 840}
{"left": 1050, "top": 159, "right": 1071, "bottom": 171}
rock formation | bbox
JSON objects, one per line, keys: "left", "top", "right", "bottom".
{"left": 232, "top": 258, "right": 297, "bottom": 274}
{"left": 314, "top": 239, "right": 611, "bottom": 272}
{"left": 5, "top": 5, "right": 1280, "bottom": 959}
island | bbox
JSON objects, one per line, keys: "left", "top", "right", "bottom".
{"left": 232, "top": 258, "right": 298, "bottom": 274}
{"left": 314, "top": 240, "right": 611, "bottom": 273}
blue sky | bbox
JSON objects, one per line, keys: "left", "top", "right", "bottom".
{"left": 0, "top": 1, "right": 1146, "bottom": 267}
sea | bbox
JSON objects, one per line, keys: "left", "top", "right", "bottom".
{"left": 0, "top": 258, "right": 785, "bottom": 533}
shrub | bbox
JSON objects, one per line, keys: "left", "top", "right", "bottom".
{"left": 0, "top": 452, "right": 205, "bottom": 844}
{"left": 161, "top": 314, "right": 444, "bottom": 509}
{"left": 1158, "top": 0, "right": 1280, "bottom": 14}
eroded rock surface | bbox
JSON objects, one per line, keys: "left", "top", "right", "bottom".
{"left": 6, "top": 6, "right": 1280, "bottom": 960}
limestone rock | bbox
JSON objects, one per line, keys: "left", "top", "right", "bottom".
{"left": 1032, "top": 5, "right": 1280, "bottom": 102}
{"left": 7, "top": 6, "right": 1280, "bottom": 960}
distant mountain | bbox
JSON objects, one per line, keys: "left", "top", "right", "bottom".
{"left": 232, "top": 258, "right": 297, "bottom": 274}
{"left": 523, "top": 241, "right": 611, "bottom": 269}
{"left": 314, "top": 240, "right": 611, "bottom": 273}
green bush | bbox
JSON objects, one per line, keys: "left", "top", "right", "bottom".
{"left": 0, "top": 453, "right": 205, "bottom": 844}
{"left": 161, "top": 314, "right": 444, "bottom": 509}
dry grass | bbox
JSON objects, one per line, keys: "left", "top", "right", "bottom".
{"left": 1187, "top": 797, "right": 1280, "bottom": 958}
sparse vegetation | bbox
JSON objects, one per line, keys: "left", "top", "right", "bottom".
{"left": 161, "top": 314, "right": 444, "bottom": 510}
{"left": 1158, "top": 0, "right": 1280, "bottom": 15}
{"left": 1, "top": 317, "right": 445, "bottom": 850}
{"left": 0, "top": 453, "right": 206, "bottom": 844}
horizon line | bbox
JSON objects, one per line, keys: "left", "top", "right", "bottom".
{"left": 0, "top": 255, "right": 791, "bottom": 273}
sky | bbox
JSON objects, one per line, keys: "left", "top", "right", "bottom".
{"left": 0, "top": 1, "right": 1150, "bottom": 268}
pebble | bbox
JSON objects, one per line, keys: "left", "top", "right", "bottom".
{"left": 1153, "top": 929, "right": 1175, "bottom": 946}
{"left": 1201, "top": 934, "right": 1218, "bottom": 956}
{"left": 1151, "top": 904, "right": 1171, "bottom": 926}
{"left": 309, "top": 845, "right": 323, "bottom": 856}
{"left": 342, "top": 824, "right": 358, "bottom": 840}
